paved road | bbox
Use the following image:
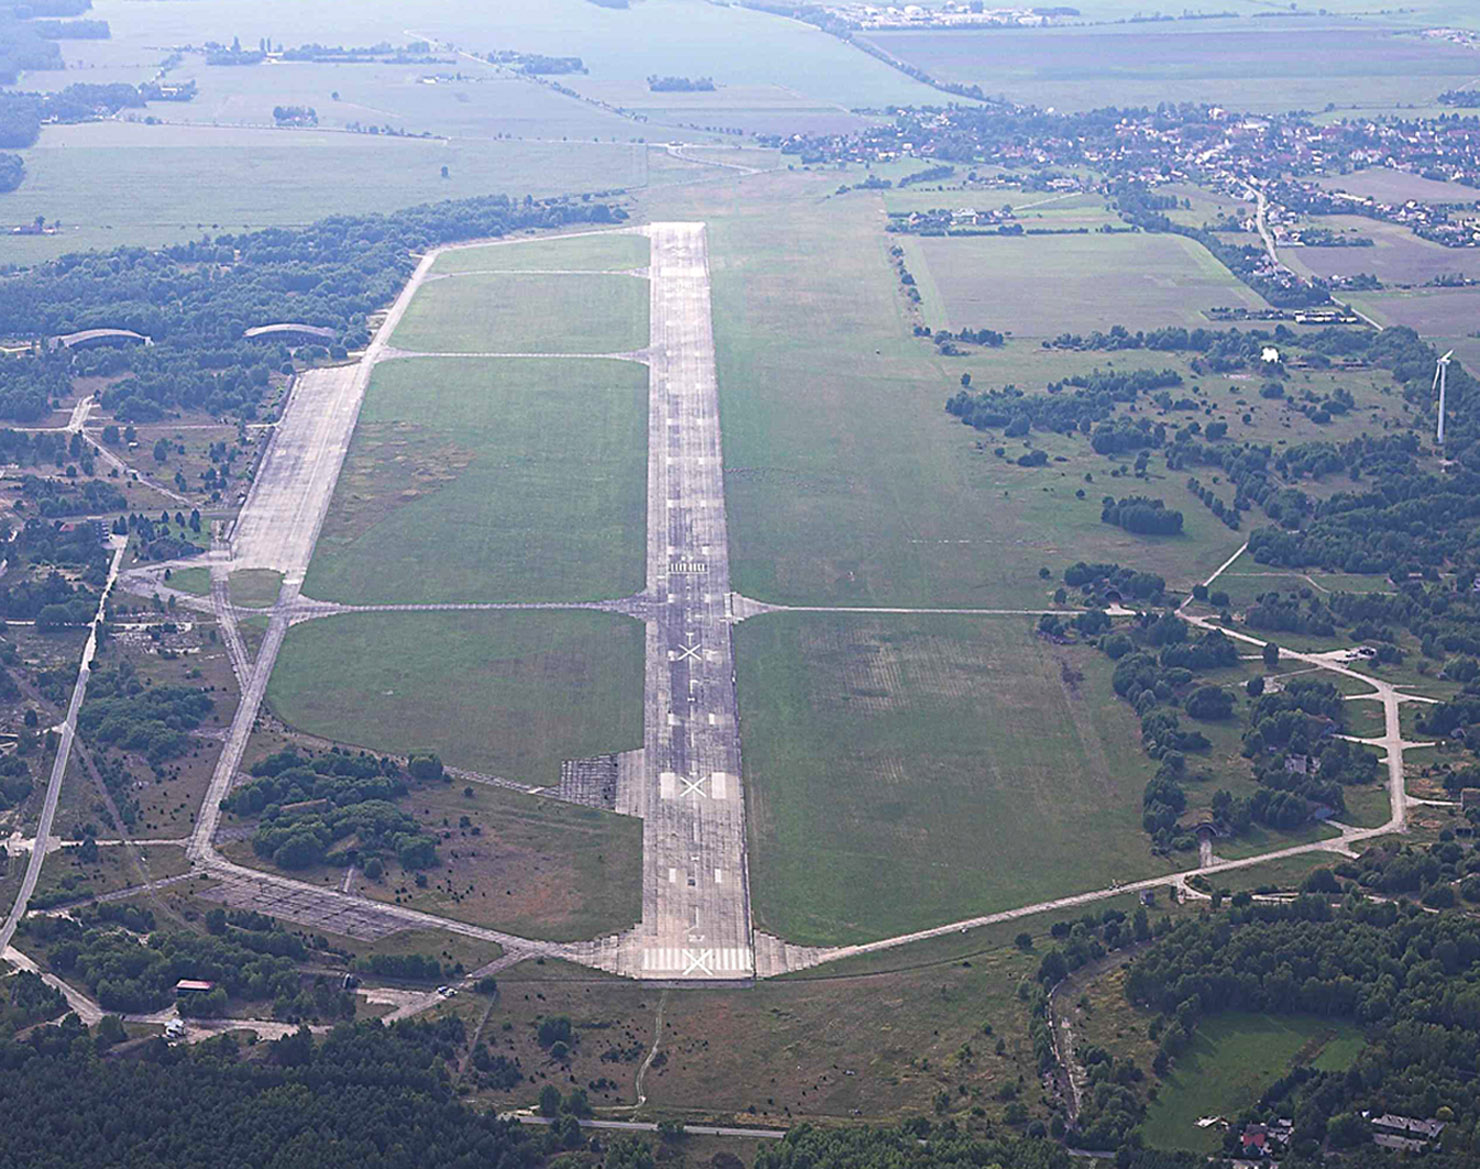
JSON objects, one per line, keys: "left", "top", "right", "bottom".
{"left": 0, "top": 537, "right": 127, "bottom": 952}
{"left": 1248, "top": 184, "right": 1279, "bottom": 267}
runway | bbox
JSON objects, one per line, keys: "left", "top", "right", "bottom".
{"left": 574, "top": 223, "right": 755, "bottom": 981}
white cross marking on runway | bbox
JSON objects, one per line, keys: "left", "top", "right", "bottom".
{"left": 674, "top": 633, "right": 702, "bottom": 663}
{"left": 678, "top": 774, "right": 707, "bottom": 799}
{"left": 681, "top": 948, "right": 716, "bottom": 977}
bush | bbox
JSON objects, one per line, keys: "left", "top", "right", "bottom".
{"left": 406, "top": 752, "right": 444, "bottom": 782}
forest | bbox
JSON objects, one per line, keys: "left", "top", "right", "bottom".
{"left": 0, "top": 1015, "right": 551, "bottom": 1168}
{"left": 78, "top": 660, "right": 215, "bottom": 765}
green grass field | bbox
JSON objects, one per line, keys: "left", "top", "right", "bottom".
{"left": 737, "top": 612, "right": 1179, "bottom": 946}
{"left": 1143, "top": 1013, "right": 1364, "bottom": 1153}
{"left": 266, "top": 610, "right": 644, "bottom": 786}
{"left": 168, "top": 567, "right": 211, "bottom": 597}
{"left": 904, "top": 232, "right": 1267, "bottom": 338}
{"left": 302, "top": 357, "right": 647, "bottom": 604}
{"left": 433, "top": 232, "right": 649, "bottom": 275}
{"left": 390, "top": 272, "right": 648, "bottom": 354}
{"left": 635, "top": 172, "right": 1248, "bottom": 608}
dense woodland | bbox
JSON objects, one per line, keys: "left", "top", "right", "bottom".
{"left": 0, "top": 1015, "right": 554, "bottom": 1168}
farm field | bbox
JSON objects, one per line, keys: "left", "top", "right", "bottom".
{"left": 563, "top": 79, "right": 872, "bottom": 136}
{"left": 1317, "top": 167, "right": 1480, "bottom": 206}
{"left": 303, "top": 358, "right": 647, "bottom": 604}
{"left": 736, "top": 612, "right": 1178, "bottom": 947}
{"left": 1286, "top": 216, "right": 1474, "bottom": 287}
{"left": 1347, "top": 286, "right": 1480, "bottom": 339}
{"left": 433, "top": 231, "right": 650, "bottom": 275}
{"left": 903, "top": 232, "right": 1266, "bottom": 338}
{"left": 635, "top": 172, "right": 1250, "bottom": 608}
{"left": 861, "top": 20, "right": 1480, "bottom": 114}
{"left": 389, "top": 272, "right": 648, "bottom": 354}
{"left": 158, "top": 62, "right": 641, "bottom": 142}
{"left": 265, "top": 610, "right": 645, "bottom": 787}
{"left": 1142, "top": 1013, "right": 1365, "bottom": 1153}
{"left": 64, "top": 0, "right": 946, "bottom": 110}
{"left": 0, "top": 122, "right": 657, "bottom": 264}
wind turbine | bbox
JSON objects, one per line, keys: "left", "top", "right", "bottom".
{"left": 1434, "top": 349, "right": 1454, "bottom": 446}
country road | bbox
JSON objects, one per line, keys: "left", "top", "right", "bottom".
{"left": 509, "top": 1115, "right": 786, "bottom": 1141}
{"left": 0, "top": 536, "right": 127, "bottom": 953}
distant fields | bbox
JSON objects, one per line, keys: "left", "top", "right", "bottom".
{"left": 266, "top": 610, "right": 645, "bottom": 787}
{"left": 303, "top": 358, "right": 647, "bottom": 604}
{"left": 434, "top": 232, "right": 649, "bottom": 275}
{"left": 904, "top": 232, "right": 1267, "bottom": 337}
{"left": 0, "top": 122, "right": 657, "bottom": 264}
{"left": 71, "top": 0, "right": 945, "bottom": 115}
{"left": 390, "top": 272, "right": 649, "bottom": 354}
{"left": 737, "top": 612, "right": 1176, "bottom": 946}
{"left": 1286, "top": 217, "right": 1474, "bottom": 287}
{"left": 1143, "top": 1014, "right": 1364, "bottom": 1153}
{"left": 863, "top": 20, "right": 1480, "bottom": 113}
{"left": 1, "top": 0, "right": 931, "bottom": 260}
{"left": 1317, "top": 167, "right": 1480, "bottom": 206}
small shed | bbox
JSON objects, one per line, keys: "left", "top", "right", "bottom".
{"left": 174, "top": 979, "right": 216, "bottom": 996}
